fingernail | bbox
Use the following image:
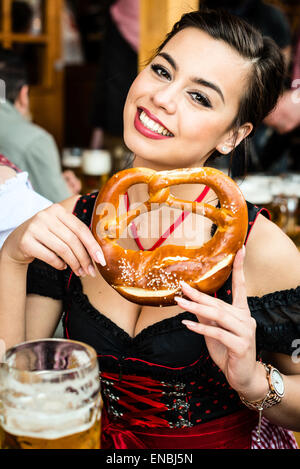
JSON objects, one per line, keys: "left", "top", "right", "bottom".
{"left": 96, "top": 250, "right": 106, "bottom": 266}
{"left": 175, "top": 296, "right": 189, "bottom": 305}
{"left": 88, "top": 265, "right": 97, "bottom": 278}
{"left": 78, "top": 268, "right": 86, "bottom": 277}
{"left": 182, "top": 320, "right": 197, "bottom": 328}
{"left": 180, "top": 281, "right": 193, "bottom": 291}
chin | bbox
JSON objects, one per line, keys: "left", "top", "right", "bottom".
{"left": 123, "top": 128, "right": 162, "bottom": 166}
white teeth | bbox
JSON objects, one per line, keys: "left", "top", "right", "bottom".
{"left": 139, "top": 111, "right": 173, "bottom": 136}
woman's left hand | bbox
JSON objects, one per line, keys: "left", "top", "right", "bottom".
{"left": 175, "top": 247, "right": 268, "bottom": 400}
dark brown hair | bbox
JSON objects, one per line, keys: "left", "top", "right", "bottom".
{"left": 153, "top": 9, "right": 286, "bottom": 176}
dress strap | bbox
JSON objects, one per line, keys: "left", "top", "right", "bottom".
{"left": 125, "top": 186, "right": 210, "bottom": 251}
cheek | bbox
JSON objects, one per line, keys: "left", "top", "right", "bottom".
{"left": 180, "top": 110, "right": 231, "bottom": 148}
{"left": 125, "top": 71, "right": 150, "bottom": 105}
{"left": 180, "top": 115, "right": 219, "bottom": 148}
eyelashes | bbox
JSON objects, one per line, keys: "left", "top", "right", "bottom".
{"left": 151, "top": 63, "right": 171, "bottom": 80}
{"left": 150, "top": 63, "right": 212, "bottom": 109}
{"left": 188, "top": 91, "right": 212, "bottom": 108}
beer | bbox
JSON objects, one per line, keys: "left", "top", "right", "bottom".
{"left": 62, "top": 148, "right": 83, "bottom": 179}
{"left": 0, "top": 339, "right": 101, "bottom": 450}
{"left": 81, "top": 149, "right": 112, "bottom": 194}
{"left": 1, "top": 403, "right": 101, "bottom": 449}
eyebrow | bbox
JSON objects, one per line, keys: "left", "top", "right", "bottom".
{"left": 157, "top": 51, "right": 225, "bottom": 104}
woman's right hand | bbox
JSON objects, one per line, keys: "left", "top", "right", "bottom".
{"left": 2, "top": 203, "right": 106, "bottom": 277}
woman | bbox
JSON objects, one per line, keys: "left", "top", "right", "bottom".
{"left": 1, "top": 10, "right": 300, "bottom": 449}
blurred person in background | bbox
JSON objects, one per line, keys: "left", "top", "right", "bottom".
{"left": 201, "top": 0, "right": 292, "bottom": 62}
{"left": 90, "top": 0, "right": 139, "bottom": 152}
{"left": 202, "top": 0, "right": 292, "bottom": 175}
{"left": 0, "top": 51, "right": 81, "bottom": 203}
{"left": 268, "top": 28, "right": 300, "bottom": 135}
{"left": 261, "top": 28, "right": 300, "bottom": 172}
{"left": 0, "top": 155, "right": 51, "bottom": 248}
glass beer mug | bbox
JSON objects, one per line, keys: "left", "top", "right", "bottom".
{"left": 0, "top": 339, "right": 101, "bottom": 449}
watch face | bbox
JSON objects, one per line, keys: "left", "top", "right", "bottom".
{"left": 271, "top": 369, "right": 285, "bottom": 397}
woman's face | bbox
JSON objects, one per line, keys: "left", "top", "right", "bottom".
{"left": 123, "top": 27, "right": 253, "bottom": 170}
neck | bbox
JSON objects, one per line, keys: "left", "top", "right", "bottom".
{"left": 14, "top": 101, "right": 26, "bottom": 118}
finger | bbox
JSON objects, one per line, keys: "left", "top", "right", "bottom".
{"left": 182, "top": 319, "right": 244, "bottom": 354}
{"left": 232, "top": 246, "right": 248, "bottom": 310}
{"left": 35, "top": 229, "right": 84, "bottom": 275}
{"left": 175, "top": 296, "right": 249, "bottom": 335}
{"left": 28, "top": 238, "right": 68, "bottom": 271}
{"left": 49, "top": 219, "right": 96, "bottom": 277}
{"left": 179, "top": 281, "right": 242, "bottom": 321}
{"left": 54, "top": 206, "right": 106, "bottom": 266}
{"left": 179, "top": 281, "right": 223, "bottom": 308}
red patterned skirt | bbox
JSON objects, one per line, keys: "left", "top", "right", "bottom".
{"left": 100, "top": 371, "right": 298, "bottom": 450}
{"left": 101, "top": 406, "right": 258, "bottom": 449}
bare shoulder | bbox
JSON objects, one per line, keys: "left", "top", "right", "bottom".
{"left": 59, "top": 195, "right": 81, "bottom": 213}
{"left": 0, "top": 166, "right": 16, "bottom": 185}
{"left": 244, "top": 213, "right": 300, "bottom": 297}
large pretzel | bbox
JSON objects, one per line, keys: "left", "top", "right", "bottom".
{"left": 91, "top": 167, "right": 248, "bottom": 306}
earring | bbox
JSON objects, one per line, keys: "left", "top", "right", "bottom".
{"left": 222, "top": 146, "right": 228, "bottom": 153}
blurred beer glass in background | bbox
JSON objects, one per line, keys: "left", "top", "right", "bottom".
{"left": 62, "top": 147, "right": 83, "bottom": 179}
{"left": 236, "top": 173, "right": 300, "bottom": 248}
{"left": 0, "top": 339, "right": 101, "bottom": 449}
{"left": 82, "top": 149, "right": 112, "bottom": 194}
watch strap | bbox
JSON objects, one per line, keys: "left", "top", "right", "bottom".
{"left": 238, "top": 362, "right": 284, "bottom": 443}
{"left": 239, "top": 362, "right": 283, "bottom": 410}
{"left": 239, "top": 389, "right": 281, "bottom": 411}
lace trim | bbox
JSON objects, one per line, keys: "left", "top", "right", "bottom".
{"left": 248, "top": 285, "right": 300, "bottom": 310}
{"left": 68, "top": 280, "right": 300, "bottom": 358}
{"left": 256, "top": 322, "right": 300, "bottom": 355}
{"left": 70, "top": 285, "right": 197, "bottom": 346}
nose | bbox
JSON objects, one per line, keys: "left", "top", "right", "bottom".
{"left": 151, "top": 83, "right": 177, "bottom": 114}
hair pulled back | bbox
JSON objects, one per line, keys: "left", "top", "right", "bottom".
{"left": 154, "top": 9, "right": 286, "bottom": 175}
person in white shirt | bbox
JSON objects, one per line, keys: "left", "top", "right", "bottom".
{"left": 0, "top": 157, "right": 51, "bottom": 248}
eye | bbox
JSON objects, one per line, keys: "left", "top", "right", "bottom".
{"left": 189, "top": 92, "right": 212, "bottom": 108}
{"left": 151, "top": 64, "right": 171, "bottom": 81}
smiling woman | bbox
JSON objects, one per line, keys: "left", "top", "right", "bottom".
{"left": 1, "top": 9, "right": 300, "bottom": 450}
{"left": 123, "top": 21, "right": 282, "bottom": 172}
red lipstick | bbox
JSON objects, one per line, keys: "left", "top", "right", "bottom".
{"left": 134, "top": 107, "right": 174, "bottom": 140}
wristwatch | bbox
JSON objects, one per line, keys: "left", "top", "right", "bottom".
{"left": 239, "top": 363, "right": 285, "bottom": 411}
{"left": 239, "top": 363, "right": 285, "bottom": 441}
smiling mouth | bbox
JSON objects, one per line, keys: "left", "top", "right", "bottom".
{"left": 138, "top": 108, "right": 174, "bottom": 137}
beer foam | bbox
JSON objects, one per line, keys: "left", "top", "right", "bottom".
{"left": 2, "top": 398, "right": 101, "bottom": 440}
{"left": 1, "top": 367, "right": 101, "bottom": 440}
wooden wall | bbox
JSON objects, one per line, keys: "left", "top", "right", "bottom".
{"left": 139, "top": 0, "right": 199, "bottom": 70}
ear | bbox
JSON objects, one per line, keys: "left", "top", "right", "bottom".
{"left": 18, "top": 85, "right": 29, "bottom": 108}
{"left": 216, "top": 122, "right": 253, "bottom": 155}
{"left": 14, "top": 85, "right": 30, "bottom": 117}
